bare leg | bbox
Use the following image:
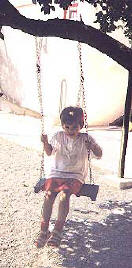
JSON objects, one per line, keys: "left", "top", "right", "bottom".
{"left": 47, "top": 191, "right": 71, "bottom": 247}
{"left": 54, "top": 191, "right": 71, "bottom": 231}
{"left": 36, "top": 191, "right": 57, "bottom": 248}
{"left": 41, "top": 191, "right": 57, "bottom": 231}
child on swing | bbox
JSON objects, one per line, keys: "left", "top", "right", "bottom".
{"left": 36, "top": 106, "right": 102, "bottom": 248}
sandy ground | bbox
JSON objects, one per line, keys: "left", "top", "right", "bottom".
{"left": 0, "top": 113, "right": 132, "bottom": 268}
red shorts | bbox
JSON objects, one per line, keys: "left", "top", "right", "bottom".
{"left": 42, "top": 178, "right": 83, "bottom": 195}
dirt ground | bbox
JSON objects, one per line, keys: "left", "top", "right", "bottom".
{"left": 0, "top": 115, "right": 132, "bottom": 268}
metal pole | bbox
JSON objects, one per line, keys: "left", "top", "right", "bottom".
{"left": 119, "top": 71, "right": 132, "bottom": 178}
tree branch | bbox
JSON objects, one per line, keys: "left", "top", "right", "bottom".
{"left": 0, "top": 0, "right": 132, "bottom": 71}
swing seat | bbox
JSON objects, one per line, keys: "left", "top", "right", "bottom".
{"left": 76, "top": 183, "right": 99, "bottom": 201}
{"left": 34, "top": 177, "right": 46, "bottom": 193}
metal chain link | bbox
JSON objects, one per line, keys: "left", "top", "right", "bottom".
{"left": 35, "top": 36, "right": 45, "bottom": 178}
{"left": 77, "top": 42, "right": 94, "bottom": 184}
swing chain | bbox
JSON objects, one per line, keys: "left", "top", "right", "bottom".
{"left": 77, "top": 42, "right": 94, "bottom": 184}
{"left": 35, "top": 36, "right": 45, "bottom": 178}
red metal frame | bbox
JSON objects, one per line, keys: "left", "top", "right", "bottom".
{"left": 64, "top": 2, "right": 78, "bottom": 19}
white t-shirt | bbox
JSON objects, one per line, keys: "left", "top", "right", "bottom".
{"left": 45, "top": 131, "right": 98, "bottom": 184}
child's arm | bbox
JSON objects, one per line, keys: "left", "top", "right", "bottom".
{"left": 86, "top": 135, "right": 102, "bottom": 159}
{"left": 41, "top": 134, "right": 53, "bottom": 156}
{"left": 90, "top": 141, "right": 102, "bottom": 158}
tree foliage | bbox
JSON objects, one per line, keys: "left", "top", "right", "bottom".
{"left": 36, "top": 0, "right": 132, "bottom": 40}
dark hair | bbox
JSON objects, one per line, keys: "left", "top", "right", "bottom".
{"left": 60, "top": 106, "right": 84, "bottom": 129}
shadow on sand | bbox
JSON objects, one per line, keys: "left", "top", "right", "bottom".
{"left": 57, "top": 201, "right": 132, "bottom": 268}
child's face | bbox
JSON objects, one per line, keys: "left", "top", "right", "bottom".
{"left": 62, "top": 123, "right": 81, "bottom": 138}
